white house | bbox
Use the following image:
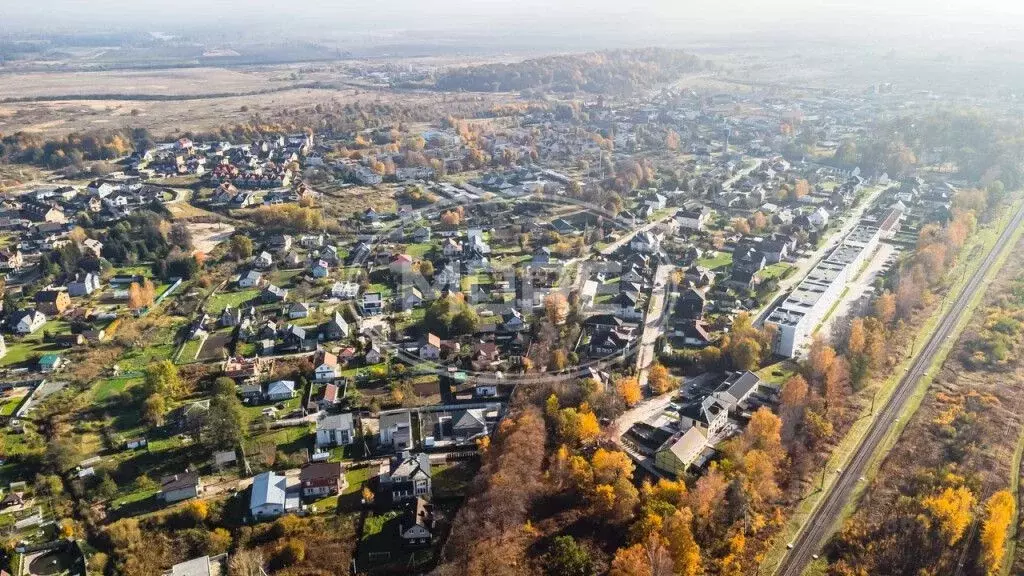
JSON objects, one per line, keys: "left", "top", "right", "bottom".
{"left": 315, "top": 412, "right": 355, "bottom": 448}
{"left": 14, "top": 310, "right": 46, "bottom": 334}
{"left": 68, "top": 272, "right": 101, "bottom": 297}
{"left": 265, "top": 380, "right": 296, "bottom": 401}
{"left": 314, "top": 352, "right": 340, "bottom": 381}
{"left": 238, "top": 270, "right": 263, "bottom": 288}
{"left": 253, "top": 251, "right": 274, "bottom": 269}
{"left": 249, "top": 471, "right": 296, "bottom": 518}
{"left": 331, "top": 281, "right": 360, "bottom": 299}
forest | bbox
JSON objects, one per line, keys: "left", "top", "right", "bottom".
{"left": 433, "top": 48, "right": 708, "bottom": 94}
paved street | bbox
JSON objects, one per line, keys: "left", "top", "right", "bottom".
{"left": 635, "top": 264, "right": 673, "bottom": 388}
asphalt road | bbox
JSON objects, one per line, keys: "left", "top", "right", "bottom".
{"left": 776, "top": 201, "right": 1024, "bottom": 576}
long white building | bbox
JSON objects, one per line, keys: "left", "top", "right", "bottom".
{"left": 766, "top": 225, "right": 880, "bottom": 357}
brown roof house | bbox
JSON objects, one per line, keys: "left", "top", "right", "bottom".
{"left": 299, "top": 461, "right": 346, "bottom": 498}
{"left": 158, "top": 470, "right": 202, "bottom": 503}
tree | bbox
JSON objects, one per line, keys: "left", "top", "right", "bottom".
{"left": 730, "top": 337, "right": 762, "bottom": 372}
{"left": 593, "top": 448, "right": 634, "bottom": 484}
{"left": 874, "top": 290, "right": 897, "bottom": 326}
{"left": 792, "top": 179, "right": 810, "bottom": 200}
{"left": 228, "top": 550, "right": 266, "bottom": 576}
{"left": 418, "top": 260, "right": 434, "bottom": 278}
{"left": 204, "top": 392, "right": 248, "bottom": 452}
{"left": 848, "top": 318, "right": 866, "bottom": 356}
{"left": 805, "top": 337, "right": 836, "bottom": 386}
{"left": 699, "top": 346, "right": 722, "bottom": 369}
{"left": 230, "top": 235, "right": 254, "bottom": 260}
{"left": 609, "top": 544, "right": 652, "bottom": 576}
{"left": 274, "top": 539, "right": 306, "bottom": 568}
{"left": 613, "top": 476, "right": 640, "bottom": 523}
{"left": 921, "top": 486, "right": 976, "bottom": 546}
{"left": 744, "top": 407, "right": 784, "bottom": 462}
{"left": 663, "top": 508, "right": 701, "bottom": 576}
{"left": 144, "top": 360, "right": 183, "bottom": 397}
{"left": 731, "top": 218, "right": 751, "bottom": 235}
{"left": 665, "top": 130, "right": 681, "bottom": 151}
{"left": 980, "top": 490, "right": 1014, "bottom": 575}
{"left": 144, "top": 393, "right": 166, "bottom": 426}
{"left": 545, "top": 292, "right": 570, "bottom": 325}
{"left": 545, "top": 535, "right": 593, "bottom": 576}
{"left": 823, "top": 355, "right": 851, "bottom": 416}
{"left": 648, "top": 363, "right": 674, "bottom": 394}
{"left": 128, "top": 282, "right": 145, "bottom": 309}
{"left": 616, "top": 377, "right": 642, "bottom": 407}
{"left": 550, "top": 349, "right": 569, "bottom": 371}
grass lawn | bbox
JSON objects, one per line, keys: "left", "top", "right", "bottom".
{"left": 0, "top": 397, "right": 21, "bottom": 417}
{"left": 245, "top": 424, "right": 311, "bottom": 456}
{"left": 697, "top": 251, "right": 733, "bottom": 271}
{"left": 178, "top": 339, "right": 203, "bottom": 363}
{"left": 362, "top": 510, "right": 400, "bottom": 540}
{"left": 93, "top": 377, "right": 142, "bottom": 402}
{"left": 344, "top": 466, "right": 373, "bottom": 495}
{"left": 206, "top": 289, "right": 259, "bottom": 314}
{"left": 405, "top": 243, "right": 433, "bottom": 258}
{"left": 759, "top": 262, "right": 795, "bottom": 281}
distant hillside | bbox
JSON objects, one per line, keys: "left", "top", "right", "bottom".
{"left": 432, "top": 48, "right": 709, "bottom": 94}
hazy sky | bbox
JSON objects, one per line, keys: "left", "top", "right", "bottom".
{"left": 3, "top": 0, "right": 1024, "bottom": 47}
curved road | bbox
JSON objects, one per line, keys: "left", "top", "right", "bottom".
{"left": 776, "top": 201, "right": 1024, "bottom": 576}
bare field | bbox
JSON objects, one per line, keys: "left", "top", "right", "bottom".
{"left": 0, "top": 67, "right": 309, "bottom": 100}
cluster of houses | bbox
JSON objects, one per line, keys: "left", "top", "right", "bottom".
{"left": 622, "top": 370, "right": 770, "bottom": 476}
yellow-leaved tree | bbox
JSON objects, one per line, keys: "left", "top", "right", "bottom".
{"left": 980, "top": 490, "right": 1014, "bottom": 574}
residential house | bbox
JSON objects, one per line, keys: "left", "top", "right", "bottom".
{"left": 679, "top": 396, "right": 728, "bottom": 436}
{"left": 315, "top": 412, "right": 355, "bottom": 448}
{"left": 253, "top": 251, "right": 274, "bottom": 269}
{"left": 158, "top": 471, "right": 202, "bottom": 503}
{"left": 34, "top": 290, "right": 70, "bottom": 316}
{"left": 711, "top": 371, "right": 762, "bottom": 412}
{"left": 654, "top": 426, "right": 708, "bottom": 477}
{"left": 313, "top": 352, "right": 340, "bottom": 382}
{"left": 281, "top": 325, "right": 307, "bottom": 350}
{"left": 676, "top": 320, "right": 712, "bottom": 348}
{"left": 38, "top": 353, "right": 62, "bottom": 373}
{"left": 589, "top": 328, "right": 633, "bottom": 357}
{"left": 359, "top": 292, "right": 383, "bottom": 316}
{"left": 322, "top": 311, "right": 350, "bottom": 341}
{"left": 311, "top": 260, "right": 331, "bottom": 279}
{"left": 265, "top": 380, "right": 296, "bottom": 402}
{"left": 249, "top": 471, "right": 297, "bottom": 518}
{"left": 677, "top": 206, "right": 711, "bottom": 231}
{"left": 0, "top": 249, "right": 23, "bottom": 271}
{"left": 442, "top": 238, "right": 463, "bottom": 258}
{"left": 260, "top": 284, "right": 288, "bottom": 304}
{"left": 163, "top": 555, "right": 227, "bottom": 576}
{"left": 12, "top": 309, "right": 46, "bottom": 334}
{"left": 399, "top": 498, "right": 435, "bottom": 547}
{"left": 364, "top": 341, "right": 383, "bottom": 365}
{"left": 238, "top": 270, "right": 263, "bottom": 288}
{"left": 630, "top": 231, "right": 663, "bottom": 254}
{"left": 288, "top": 302, "right": 310, "bottom": 319}
{"left": 379, "top": 410, "right": 413, "bottom": 450}
{"left": 419, "top": 333, "right": 442, "bottom": 360}
{"left": 608, "top": 291, "right": 642, "bottom": 320}
{"left": 399, "top": 287, "right": 424, "bottom": 311}
{"left": 379, "top": 452, "right": 432, "bottom": 502}
{"left": 67, "top": 273, "right": 100, "bottom": 297}
{"left": 319, "top": 382, "right": 341, "bottom": 410}
{"left": 220, "top": 307, "right": 243, "bottom": 328}
{"left": 331, "top": 281, "right": 359, "bottom": 299}
{"left": 299, "top": 462, "right": 346, "bottom": 498}
{"left": 677, "top": 288, "right": 706, "bottom": 320}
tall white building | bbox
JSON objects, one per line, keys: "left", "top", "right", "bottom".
{"left": 766, "top": 225, "right": 880, "bottom": 357}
